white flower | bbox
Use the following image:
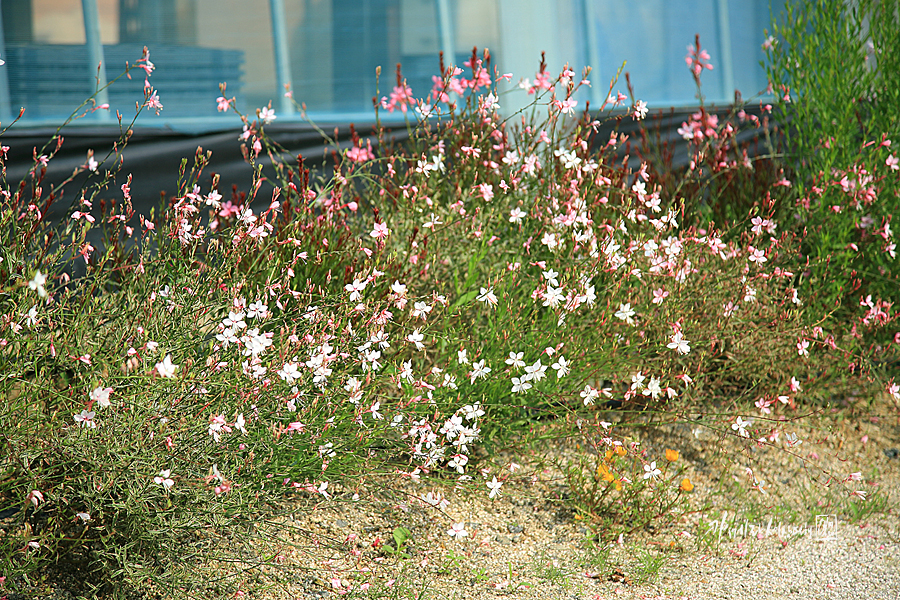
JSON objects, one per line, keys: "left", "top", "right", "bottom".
{"left": 399, "top": 360, "right": 414, "bottom": 384}
{"left": 511, "top": 377, "right": 532, "bottom": 393}
{"left": 447, "top": 453, "right": 468, "bottom": 473}
{"left": 642, "top": 461, "right": 661, "bottom": 480}
{"left": 505, "top": 351, "right": 525, "bottom": 368}
{"left": 155, "top": 355, "right": 178, "bottom": 378}
{"left": 477, "top": 287, "right": 498, "bottom": 307}
{"left": 29, "top": 271, "right": 48, "bottom": 297}
{"left": 732, "top": 416, "right": 752, "bottom": 438}
{"left": 90, "top": 386, "right": 112, "bottom": 409}
{"left": 748, "top": 246, "right": 767, "bottom": 264}
{"left": 469, "top": 359, "right": 491, "bottom": 384}
{"left": 412, "top": 301, "right": 433, "bottom": 319}
{"left": 542, "top": 268, "right": 560, "bottom": 287}
{"left": 278, "top": 361, "right": 301, "bottom": 384}
{"left": 457, "top": 349, "right": 469, "bottom": 364}
{"left": 222, "top": 311, "right": 247, "bottom": 333}
{"left": 667, "top": 331, "right": 691, "bottom": 355}
{"left": 258, "top": 106, "right": 276, "bottom": 123}
{"left": 580, "top": 385, "right": 600, "bottom": 406}
{"left": 541, "top": 232, "right": 558, "bottom": 251}
{"left": 363, "top": 349, "right": 382, "bottom": 371}
{"left": 370, "top": 401, "right": 383, "bottom": 420}
{"left": 630, "top": 371, "right": 646, "bottom": 391}
{"left": 551, "top": 356, "right": 569, "bottom": 378}
{"left": 234, "top": 413, "right": 247, "bottom": 435}
{"left": 523, "top": 360, "right": 547, "bottom": 382}
{"left": 447, "top": 522, "right": 468, "bottom": 539}
{"left": 486, "top": 476, "right": 503, "bottom": 499}
{"left": 344, "top": 278, "right": 367, "bottom": 302}
{"left": 633, "top": 100, "right": 648, "bottom": 120}
{"left": 615, "top": 303, "right": 636, "bottom": 325}
{"left": 643, "top": 376, "right": 663, "bottom": 399}
{"left": 509, "top": 207, "right": 526, "bottom": 223}
{"left": 407, "top": 329, "right": 425, "bottom": 351}
{"left": 247, "top": 300, "right": 269, "bottom": 319}
{"left": 542, "top": 286, "right": 564, "bottom": 307}
{"left": 24, "top": 305, "right": 39, "bottom": 327}
{"left": 462, "top": 403, "right": 485, "bottom": 420}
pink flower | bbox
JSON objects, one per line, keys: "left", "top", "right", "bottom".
{"left": 555, "top": 98, "right": 578, "bottom": 117}
{"left": 154, "top": 469, "right": 174, "bottom": 490}
{"left": 26, "top": 490, "right": 44, "bottom": 508}
{"left": 748, "top": 246, "right": 767, "bottom": 264}
{"left": 144, "top": 90, "right": 163, "bottom": 114}
{"left": 886, "top": 381, "right": 900, "bottom": 400}
{"left": 74, "top": 410, "right": 97, "bottom": 428}
{"left": 258, "top": 106, "right": 276, "bottom": 124}
{"left": 633, "top": 100, "right": 648, "bottom": 120}
{"left": 347, "top": 145, "right": 375, "bottom": 163}
{"left": 370, "top": 221, "right": 390, "bottom": 240}
{"left": 755, "top": 397, "right": 774, "bottom": 414}
{"left": 477, "top": 183, "right": 494, "bottom": 202}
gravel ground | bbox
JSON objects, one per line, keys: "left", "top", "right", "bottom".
{"left": 207, "top": 397, "right": 900, "bottom": 600}
{"left": 15, "top": 399, "right": 895, "bottom": 599}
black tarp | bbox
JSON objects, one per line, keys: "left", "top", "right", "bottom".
{"left": 2, "top": 104, "right": 778, "bottom": 226}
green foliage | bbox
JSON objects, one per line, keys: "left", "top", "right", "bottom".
{"left": 0, "top": 37, "right": 895, "bottom": 599}
{"left": 764, "top": 0, "right": 900, "bottom": 312}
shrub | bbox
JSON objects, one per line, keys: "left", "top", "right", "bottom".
{"left": 1, "top": 42, "right": 896, "bottom": 598}
{"left": 764, "top": 0, "right": 899, "bottom": 314}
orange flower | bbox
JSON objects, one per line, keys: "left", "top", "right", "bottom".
{"left": 614, "top": 445, "right": 626, "bottom": 457}
{"left": 597, "top": 463, "right": 615, "bottom": 482}
{"left": 665, "top": 449, "right": 680, "bottom": 462}
{"left": 680, "top": 477, "right": 694, "bottom": 492}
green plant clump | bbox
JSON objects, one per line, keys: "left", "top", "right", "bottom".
{"left": 0, "top": 36, "right": 896, "bottom": 599}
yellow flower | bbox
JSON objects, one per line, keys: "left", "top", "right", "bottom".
{"left": 680, "top": 477, "right": 694, "bottom": 492}
{"left": 614, "top": 445, "right": 626, "bottom": 457}
{"left": 665, "top": 449, "right": 680, "bottom": 462}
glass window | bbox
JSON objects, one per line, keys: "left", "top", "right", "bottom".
{"left": 0, "top": 0, "right": 776, "bottom": 130}
{"left": 583, "top": 0, "right": 772, "bottom": 107}
{"left": 285, "top": 0, "right": 499, "bottom": 120}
